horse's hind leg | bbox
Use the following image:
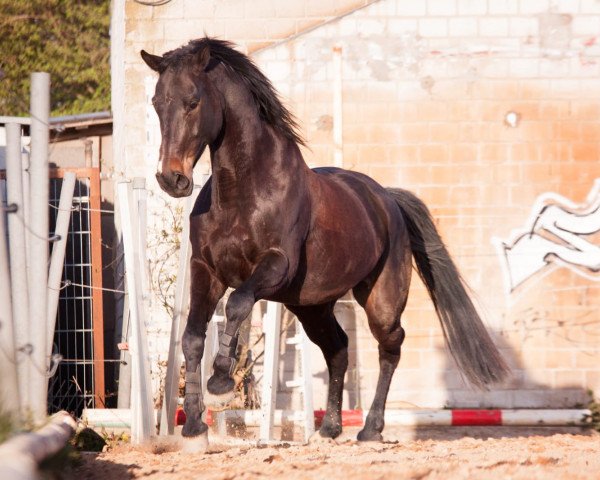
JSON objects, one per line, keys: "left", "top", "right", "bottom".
{"left": 353, "top": 246, "right": 411, "bottom": 441}
{"left": 286, "top": 302, "right": 348, "bottom": 440}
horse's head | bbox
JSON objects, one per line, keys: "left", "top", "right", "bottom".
{"left": 141, "top": 46, "right": 223, "bottom": 198}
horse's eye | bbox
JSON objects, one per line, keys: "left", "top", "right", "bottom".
{"left": 187, "top": 101, "right": 199, "bottom": 111}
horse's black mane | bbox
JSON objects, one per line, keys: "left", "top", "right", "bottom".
{"left": 162, "top": 38, "right": 305, "bottom": 146}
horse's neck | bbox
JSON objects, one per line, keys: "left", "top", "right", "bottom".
{"left": 209, "top": 118, "right": 306, "bottom": 208}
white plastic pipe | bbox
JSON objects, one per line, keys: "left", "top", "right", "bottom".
{"left": 117, "top": 181, "right": 154, "bottom": 443}
{"left": 259, "top": 302, "right": 282, "bottom": 441}
{"left": 0, "top": 184, "right": 19, "bottom": 415}
{"left": 28, "top": 72, "right": 51, "bottom": 423}
{"left": 332, "top": 45, "right": 343, "bottom": 168}
{"left": 46, "top": 172, "right": 76, "bottom": 357}
{"left": 5, "top": 122, "right": 29, "bottom": 412}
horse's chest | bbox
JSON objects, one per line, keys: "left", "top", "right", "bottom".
{"left": 203, "top": 231, "right": 260, "bottom": 288}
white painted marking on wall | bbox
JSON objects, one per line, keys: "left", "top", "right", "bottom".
{"left": 493, "top": 179, "right": 600, "bottom": 295}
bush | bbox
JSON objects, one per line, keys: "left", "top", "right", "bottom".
{"left": 0, "top": 0, "right": 110, "bottom": 116}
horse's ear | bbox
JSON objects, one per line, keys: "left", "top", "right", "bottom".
{"left": 141, "top": 50, "right": 164, "bottom": 72}
{"left": 197, "top": 46, "right": 211, "bottom": 72}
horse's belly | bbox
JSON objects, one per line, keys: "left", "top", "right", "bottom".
{"left": 283, "top": 227, "right": 382, "bottom": 305}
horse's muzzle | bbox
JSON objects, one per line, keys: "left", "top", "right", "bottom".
{"left": 155, "top": 171, "right": 193, "bottom": 198}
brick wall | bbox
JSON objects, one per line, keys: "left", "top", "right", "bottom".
{"left": 118, "top": 0, "right": 600, "bottom": 410}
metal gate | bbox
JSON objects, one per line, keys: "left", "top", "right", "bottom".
{"left": 47, "top": 168, "right": 105, "bottom": 415}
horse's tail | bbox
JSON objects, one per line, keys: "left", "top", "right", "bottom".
{"left": 387, "top": 188, "right": 510, "bottom": 389}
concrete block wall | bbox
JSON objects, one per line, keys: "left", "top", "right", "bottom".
{"left": 117, "top": 0, "right": 600, "bottom": 410}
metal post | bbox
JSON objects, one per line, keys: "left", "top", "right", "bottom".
{"left": 46, "top": 172, "right": 76, "bottom": 357}
{"left": 5, "top": 123, "right": 30, "bottom": 413}
{"left": 0, "top": 187, "right": 20, "bottom": 415}
{"left": 117, "top": 181, "right": 154, "bottom": 443}
{"left": 158, "top": 185, "right": 200, "bottom": 435}
{"left": 333, "top": 45, "right": 343, "bottom": 168}
{"left": 28, "top": 72, "right": 50, "bottom": 422}
{"left": 259, "top": 301, "right": 282, "bottom": 442}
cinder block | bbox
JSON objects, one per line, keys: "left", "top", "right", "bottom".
{"left": 479, "top": 17, "right": 509, "bottom": 37}
{"left": 553, "top": 370, "right": 585, "bottom": 388}
{"left": 448, "top": 17, "right": 478, "bottom": 37}
{"left": 509, "top": 17, "right": 538, "bottom": 36}
{"left": 519, "top": 0, "right": 550, "bottom": 15}
{"left": 457, "top": 0, "right": 487, "bottom": 15}
{"left": 572, "top": 15, "right": 600, "bottom": 36}
{"left": 396, "top": 1, "right": 427, "bottom": 16}
{"left": 489, "top": 0, "right": 519, "bottom": 15}
{"left": 419, "top": 18, "right": 448, "bottom": 37}
{"left": 427, "top": 0, "right": 457, "bottom": 16}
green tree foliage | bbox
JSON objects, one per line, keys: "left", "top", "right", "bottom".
{"left": 0, "top": 0, "right": 110, "bottom": 116}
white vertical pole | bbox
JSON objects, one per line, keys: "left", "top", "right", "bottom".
{"left": 118, "top": 181, "right": 154, "bottom": 443}
{"left": 46, "top": 172, "right": 76, "bottom": 358}
{"left": 21, "top": 149, "right": 30, "bottom": 262}
{"left": 298, "top": 322, "right": 315, "bottom": 441}
{"left": 132, "top": 178, "right": 150, "bottom": 297}
{"left": 259, "top": 301, "right": 282, "bottom": 442}
{"left": 333, "top": 45, "right": 343, "bottom": 168}
{"left": 158, "top": 185, "right": 200, "bottom": 435}
{"left": 0, "top": 190, "right": 20, "bottom": 415}
{"left": 29, "top": 72, "right": 50, "bottom": 422}
{"left": 5, "top": 123, "right": 30, "bottom": 413}
{"left": 201, "top": 314, "right": 222, "bottom": 398}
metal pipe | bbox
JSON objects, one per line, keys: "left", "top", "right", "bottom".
{"left": 46, "top": 172, "right": 76, "bottom": 358}
{"left": 28, "top": 72, "right": 51, "bottom": 422}
{"left": 0, "top": 177, "right": 20, "bottom": 415}
{"left": 5, "top": 123, "right": 30, "bottom": 413}
{"left": 332, "top": 45, "right": 343, "bottom": 168}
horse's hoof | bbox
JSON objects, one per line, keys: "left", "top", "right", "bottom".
{"left": 180, "top": 430, "right": 209, "bottom": 453}
{"left": 356, "top": 429, "right": 383, "bottom": 442}
{"left": 207, "top": 374, "right": 236, "bottom": 395}
{"left": 181, "top": 418, "right": 208, "bottom": 438}
{"left": 204, "top": 389, "right": 236, "bottom": 409}
{"left": 308, "top": 430, "right": 338, "bottom": 446}
{"left": 319, "top": 422, "right": 342, "bottom": 439}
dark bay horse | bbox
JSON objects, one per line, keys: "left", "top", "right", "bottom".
{"left": 141, "top": 38, "right": 509, "bottom": 444}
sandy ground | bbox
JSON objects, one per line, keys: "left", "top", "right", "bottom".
{"left": 74, "top": 426, "right": 600, "bottom": 479}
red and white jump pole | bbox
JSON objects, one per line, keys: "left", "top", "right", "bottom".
{"left": 178, "top": 408, "right": 591, "bottom": 428}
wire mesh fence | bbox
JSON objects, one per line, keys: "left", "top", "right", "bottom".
{"left": 1, "top": 168, "right": 105, "bottom": 417}
{"left": 47, "top": 175, "right": 97, "bottom": 416}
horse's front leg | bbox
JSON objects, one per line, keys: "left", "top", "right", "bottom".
{"left": 181, "top": 260, "right": 225, "bottom": 440}
{"left": 206, "top": 249, "right": 289, "bottom": 404}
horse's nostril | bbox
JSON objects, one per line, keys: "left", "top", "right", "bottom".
{"left": 174, "top": 172, "right": 190, "bottom": 190}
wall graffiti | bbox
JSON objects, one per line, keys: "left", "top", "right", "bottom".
{"left": 494, "top": 179, "right": 600, "bottom": 294}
